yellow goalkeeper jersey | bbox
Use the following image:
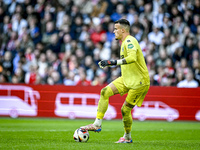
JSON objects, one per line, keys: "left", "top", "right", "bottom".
{"left": 120, "top": 35, "right": 150, "bottom": 89}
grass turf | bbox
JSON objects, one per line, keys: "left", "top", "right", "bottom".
{"left": 0, "top": 118, "right": 200, "bottom": 150}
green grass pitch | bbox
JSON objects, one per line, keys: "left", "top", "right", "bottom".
{"left": 0, "top": 118, "right": 200, "bottom": 150}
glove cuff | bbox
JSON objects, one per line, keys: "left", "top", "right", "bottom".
{"left": 110, "top": 60, "right": 117, "bottom": 65}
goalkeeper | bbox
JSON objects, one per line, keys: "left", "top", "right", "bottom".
{"left": 81, "top": 19, "right": 150, "bottom": 143}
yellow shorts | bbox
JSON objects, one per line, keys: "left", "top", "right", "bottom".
{"left": 112, "top": 77, "right": 150, "bottom": 107}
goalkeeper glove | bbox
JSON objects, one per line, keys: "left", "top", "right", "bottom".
{"left": 98, "top": 60, "right": 117, "bottom": 68}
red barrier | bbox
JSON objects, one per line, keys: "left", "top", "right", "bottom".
{"left": 0, "top": 84, "right": 200, "bottom": 121}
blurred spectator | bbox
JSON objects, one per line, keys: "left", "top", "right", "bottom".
{"left": 70, "top": 15, "right": 83, "bottom": 40}
{"left": 193, "top": 0, "right": 200, "bottom": 15}
{"left": 177, "top": 69, "right": 199, "bottom": 88}
{"left": 152, "top": 0, "right": 164, "bottom": 16}
{"left": 7, "top": 0, "right": 19, "bottom": 16}
{"left": 76, "top": 67, "right": 91, "bottom": 86}
{"left": 162, "top": 0, "right": 175, "bottom": 16}
{"left": 132, "top": 13, "right": 144, "bottom": 31}
{"left": 152, "top": 5, "right": 164, "bottom": 28}
{"left": 37, "top": 52, "right": 48, "bottom": 79}
{"left": 110, "top": 3, "right": 125, "bottom": 22}
{"left": 63, "top": 70, "right": 76, "bottom": 86}
{"left": 79, "top": 24, "right": 90, "bottom": 42}
{"left": 170, "top": 5, "right": 182, "bottom": 19}
{"left": 1, "top": 51, "right": 13, "bottom": 80}
{"left": 46, "top": 33, "right": 61, "bottom": 54}
{"left": 172, "top": 15, "right": 186, "bottom": 35}
{"left": 189, "top": 50, "right": 200, "bottom": 67}
{"left": 106, "top": 0, "right": 118, "bottom": 16}
{"left": 156, "top": 48, "right": 167, "bottom": 67}
{"left": 91, "top": 0, "right": 108, "bottom": 18}
{"left": 25, "top": 64, "right": 39, "bottom": 84}
{"left": 148, "top": 25, "right": 164, "bottom": 45}
{"left": 140, "top": 16, "right": 152, "bottom": 38}
{"left": 161, "top": 13, "right": 172, "bottom": 30}
{"left": 175, "top": 69, "right": 184, "bottom": 85}
{"left": 190, "top": 14, "right": 200, "bottom": 34}
{"left": 28, "top": 15, "right": 41, "bottom": 44}
{"left": 7, "top": 31, "right": 18, "bottom": 51}
{"left": 146, "top": 54, "right": 156, "bottom": 71}
{"left": 164, "top": 57, "right": 175, "bottom": 81}
{"left": 172, "top": 46, "right": 184, "bottom": 64}
{"left": 196, "top": 26, "right": 200, "bottom": 41}
{"left": 49, "top": 70, "right": 63, "bottom": 85}
{"left": 126, "top": 5, "right": 137, "bottom": 26}
{"left": 0, "top": 73, "right": 8, "bottom": 83}
{"left": 75, "top": 48, "right": 85, "bottom": 66}
{"left": 34, "top": 0, "right": 45, "bottom": 18}
{"left": 1, "top": 15, "right": 11, "bottom": 35}
{"left": 70, "top": 4, "right": 81, "bottom": 21}
{"left": 84, "top": 55, "right": 96, "bottom": 81}
{"left": 139, "top": 2, "right": 153, "bottom": 24}
{"left": 166, "top": 34, "right": 182, "bottom": 56}
{"left": 13, "top": 67, "right": 25, "bottom": 83}
{"left": 11, "top": 13, "right": 28, "bottom": 35}
{"left": 130, "top": 24, "right": 144, "bottom": 42}
{"left": 192, "top": 58, "right": 200, "bottom": 84}
{"left": 135, "top": 0, "right": 145, "bottom": 14}
{"left": 79, "top": 0, "right": 93, "bottom": 19}
{"left": 90, "top": 23, "right": 106, "bottom": 45}
{"left": 178, "top": 26, "right": 195, "bottom": 46}
{"left": 183, "top": 36, "right": 196, "bottom": 60}
{"left": 61, "top": 33, "right": 72, "bottom": 53}
{"left": 19, "top": 33, "right": 34, "bottom": 50}
{"left": 83, "top": 39, "right": 95, "bottom": 56}
{"left": 42, "top": 21, "right": 57, "bottom": 44}
{"left": 93, "top": 42, "right": 111, "bottom": 60}
{"left": 68, "top": 54, "right": 79, "bottom": 72}
{"left": 106, "top": 21, "right": 115, "bottom": 44}
{"left": 58, "top": 14, "right": 71, "bottom": 32}
{"left": 48, "top": 52, "right": 60, "bottom": 71}
{"left": 183, "top": 8, "right": 193, "bottom": 26}
{"left": 179, "top": 58, "right": 190, "bottom": 75}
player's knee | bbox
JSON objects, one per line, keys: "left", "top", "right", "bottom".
{"left": 100, "top": 86, "right": 113, "bottom": 99}
{"left": 121, "top": 104, "right": 132, "bottom": 117}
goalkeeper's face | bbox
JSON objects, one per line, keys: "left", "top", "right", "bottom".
{"left": 113, "top": 23, "right": 122, "bottom": 40}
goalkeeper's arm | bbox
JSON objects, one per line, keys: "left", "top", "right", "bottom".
{"left": 98, "top": 59, "right": 127, "bottom": 68}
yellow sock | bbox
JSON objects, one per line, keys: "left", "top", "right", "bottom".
{"left": 96, "top": 86, "right": 114, "bottom": 119}
{"left": 121, "top": 104, "right": 132, "bottom": 134}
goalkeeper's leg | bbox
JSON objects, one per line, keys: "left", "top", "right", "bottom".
{"left": 115, "top": 101, "right": 133, "bottom": 143}
{"left": 121, "top": 102, "right": 133, "bottom": 140}
{"left": 94, "top": 85, "right": 114, "bottom": 126}
{"left": 81, "top": 83, "right": 118, "bottom": 132}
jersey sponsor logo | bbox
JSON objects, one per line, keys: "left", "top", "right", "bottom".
{"left": 128, "top": 44, "right": 134, "bottom": 49}
{"left": 127, "top": 40, "right": 131, "bottom": 42}
{"left": 120, "top": 55, "right": 124, "bottom": 59}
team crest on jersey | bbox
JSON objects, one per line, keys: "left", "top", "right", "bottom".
{"left": 122, "top": 47, "right": 124, "bottom": 52}
{"left": 128, "top": 44, "right": 134, "bottom": 49}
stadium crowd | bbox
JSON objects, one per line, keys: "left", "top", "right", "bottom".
{"left": 0, "top": 0, "right": 199, "bottom": 87}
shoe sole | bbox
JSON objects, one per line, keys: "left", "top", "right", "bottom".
{"left": 94, "top": 128, "right": 101, "bottom": 133}
{"left": 115, "top": 139, "right": 132, "bottom": 143}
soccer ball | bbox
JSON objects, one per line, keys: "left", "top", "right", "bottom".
{"left": 73, "top": 128, "right": 89, "bottom": 142}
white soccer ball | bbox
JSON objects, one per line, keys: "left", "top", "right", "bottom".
{"left": 73, "top": 128, "right": 89, "bottom": 142}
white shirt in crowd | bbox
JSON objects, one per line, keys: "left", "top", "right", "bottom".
{"left": 177, "top": 79, "right": 199, "bottom": 88}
